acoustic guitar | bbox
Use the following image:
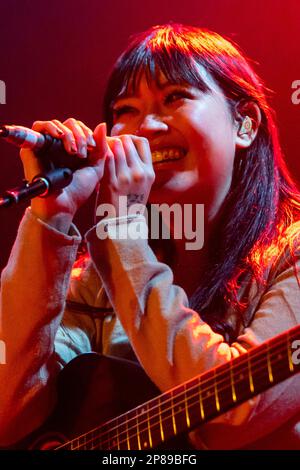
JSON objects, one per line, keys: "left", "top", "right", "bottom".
{"left": 22, "top": 323, "right": 300, "bottom": 450}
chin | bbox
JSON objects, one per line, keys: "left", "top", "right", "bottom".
{"left": 149, "top": 184, "right": 184, "bottom": 205}
{"left": 149, "top": 173, "right": 172, "bottom": 197}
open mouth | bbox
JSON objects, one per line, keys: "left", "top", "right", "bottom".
{"left": 151, "top": 147, "right": 187, "bottom": 164}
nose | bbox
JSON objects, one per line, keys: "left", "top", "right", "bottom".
{"left": 137, "top": 114, "right": 169, "bottom": 137}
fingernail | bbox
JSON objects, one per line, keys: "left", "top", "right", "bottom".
{"left": 79, "top": 144, "right": 87, "bottom": 158}
{"left": 99, "top": 122, "right": 107, "bottom": 135}
{"left": 71, "top": 142, "right": 77, "bottom": 153}
{"left": 87, "top": 135, "right": 97, "bottom": 147}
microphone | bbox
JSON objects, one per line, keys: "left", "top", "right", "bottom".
{"left": 0, "top": 124, "right": 86, "bottom": 171}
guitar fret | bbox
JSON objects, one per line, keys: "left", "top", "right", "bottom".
{"left": 98, "top": 425, "right": 106, "bottom": 449}
{"left": 123, "top": 407, "right": 143, "bottom": 450}
{"left": 230, "top": 362, "right": 237, "bottom": 402}
{"left": 145, "top": 399, "right": 166, "bottom": 448}
{"left": 287, "top": 332, "right": 294, "bottom": 372}
{"left": 228, "top": 357, "right": 251, "bottom": 405}
{"left": 110, "top": 415, "right": 127, "bottom": 450}
{"left": 125, "top": 415, "right": 131, "bottom": 450}
{"left": 214, "top": 369, "right": 220, "bottom": 412}
{"left": 137, "top": 405, "right": 151, "bottom": 450}
{"left": 147, "top": 402, "right": 153, "bottom": 448}
{"left": 78, "top": 437, "right": 83, "bottom": 449}
{"left": 267, "top": 343, "right": 274, "bottom": 383}
{"left": 93, "top": 431, "right": 97, "bottom": 450}
{"left": 198, "top": 376, "right": 205, "bottom": 420}
{"left": 83, "top": 433, "right": 87, "bottom": 450}
{"left": 200, "top": 371, "right": 217, "bottom": 421}
{"left": 110, "top": 435, "right": 116, "bottom": 449}
{"left": 108, "top": 417, "right": 120, "bottom": 450}
{"left": 158, "top": 398, "right": 165, "bottom": 442}
{"left": 248, "top": 354, "right": 254, "bottom": 393}
{"left": 136, "top": 409, "right": 142, "bottom": 450}
{"left": 116, "top": 417, "right": 120, "bottom": 450}
{"left": 267, "top": 339, "right": 293, "bottom": 387}
{"left": 170, "top": 391, "right": 177, "bottom": 435}
{"left": 87, "top": 431, "right": 92, "bottom": 450}
{"left": 184, "top": 383, "right": 191, "bottom": 428}
{"left": 96, "top": 429, "right": 102, "bottom": 450}
{"left": 169, "top": 385, "right": 191, "bottom": 440}
{"left": 78, "top": 435, "right": 85, "bottom": 450}
{"left": 95, "top": 432, "right": 103, "bottom": 450}
{"left": 95, "top": 429, "right": 103, "bottom": 450}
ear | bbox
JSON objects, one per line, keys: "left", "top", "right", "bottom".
{"left": 234, "top": 101, "right": 262, "bottom": 149}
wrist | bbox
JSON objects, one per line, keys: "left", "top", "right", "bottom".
{"left": 30, "top": 200, "right": 75, "bottom": 234}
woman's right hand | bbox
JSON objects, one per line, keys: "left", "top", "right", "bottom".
{"left": 20, "top": 118, "right": 107, "bottom": 233}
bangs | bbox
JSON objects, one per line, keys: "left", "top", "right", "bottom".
{"left": 103, "top": 23, "right": 265, "bottom": 130}
{"left": 117, "top": 46, "right": 210, "bottom": 95}
{"left": 103, "top": 33, "right": 210, "bottom": 130}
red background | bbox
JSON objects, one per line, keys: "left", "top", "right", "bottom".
{"left": 0, "top": 0, "right": 300, "bottom": 270}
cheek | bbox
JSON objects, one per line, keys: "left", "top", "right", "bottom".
{"left": 111, "top": 119, "right": 139, "bottom": 136}
{"left": 193, "top": 107, "right": 235, "bottom": 164}
{"left": 187, "top": 108, "right": 236, "bottom": 187}
{"left": 203, "top": 128, "right": 236, "bottom": 187}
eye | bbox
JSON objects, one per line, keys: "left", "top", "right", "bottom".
{"left": 164, "top": 89, "right": 193, "bottom": 104}
{"left": 112, "top": 105, "right": 138, "bottom": 118}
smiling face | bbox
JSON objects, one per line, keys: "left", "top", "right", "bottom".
{"left": 110, "top": 68, "right": 238, "bottom": 223}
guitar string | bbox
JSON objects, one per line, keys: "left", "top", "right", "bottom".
{"left": 55, "top": 335, "right": 297, "bottom": 450}
{"left": 56, "top": 336, "right": 297, "bottom": 450}
{"left": 70, "top": 353, "right": 294, "bottom": 450}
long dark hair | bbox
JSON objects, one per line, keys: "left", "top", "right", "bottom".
{"left": 102, "top": 24, "right": 300, "bottom": 340}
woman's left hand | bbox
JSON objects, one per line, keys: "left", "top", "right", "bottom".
{"left": 95, "top": 124, "right": 155, "bottom": 218}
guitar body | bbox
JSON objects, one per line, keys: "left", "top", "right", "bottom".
{"left": 25, "top": 353, "right": 188, "bottom": 450}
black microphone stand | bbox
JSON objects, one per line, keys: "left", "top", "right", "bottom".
{"left": 0, "top": 167, "right": 73, "bottom": 209}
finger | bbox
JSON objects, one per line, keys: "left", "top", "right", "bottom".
{"left": 61, "top": 118, "right": 88, "bottom": 158}
{"left": 113, "top": 134, "right": 143, "bottom": 169}
{"left": 76, "top": 120, "right": 97, "bottom": 148}
{"left": 131, "top": 136, "right": 152, "bottom": 165}
{"left": 32, "top": 119, "right": 78, "bottom": 162}
{"left": 32, "top": 120, "right": 65, "bottom": 139}
{"left": 102, "top": 150, "right": 117, "bottom": 189}
{"left": 107, "top": 137, "right": 130, "bottom": 183}
{"left": 34, "top": 119, "right": 77, "bottom": 155}
{"left": 114, "top": 134, "right": 152, "bottom": 166}
{"left": 92, "top": 122, "right": 109, "bottom": 158}
{"left": 91, "top": 123, "right": 116, "bottom": 182}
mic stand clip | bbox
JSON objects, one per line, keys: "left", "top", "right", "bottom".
{"left": 0, "top": 167, "right": 73, "bottom": 209}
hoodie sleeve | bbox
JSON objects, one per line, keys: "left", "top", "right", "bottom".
{"left": 0, "top": 208, "right": 83, "bottom": 446}
{"left": 85, "top": 214, "right": 300, "bottom": 449}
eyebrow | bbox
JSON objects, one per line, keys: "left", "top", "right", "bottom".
{"left": 112, "top": 82, "right": 189, "bottom": 104}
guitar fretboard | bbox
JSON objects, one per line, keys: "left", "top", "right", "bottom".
{"left": 57, "top": 324, "right": 300, "bottom": 450}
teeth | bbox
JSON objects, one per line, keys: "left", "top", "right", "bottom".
{"left": 152, "top": 148, "right": 185, "bottom": 163}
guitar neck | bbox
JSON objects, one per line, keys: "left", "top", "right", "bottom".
{"left": 61, "top": 324, "right": 300, "bottom": 450}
